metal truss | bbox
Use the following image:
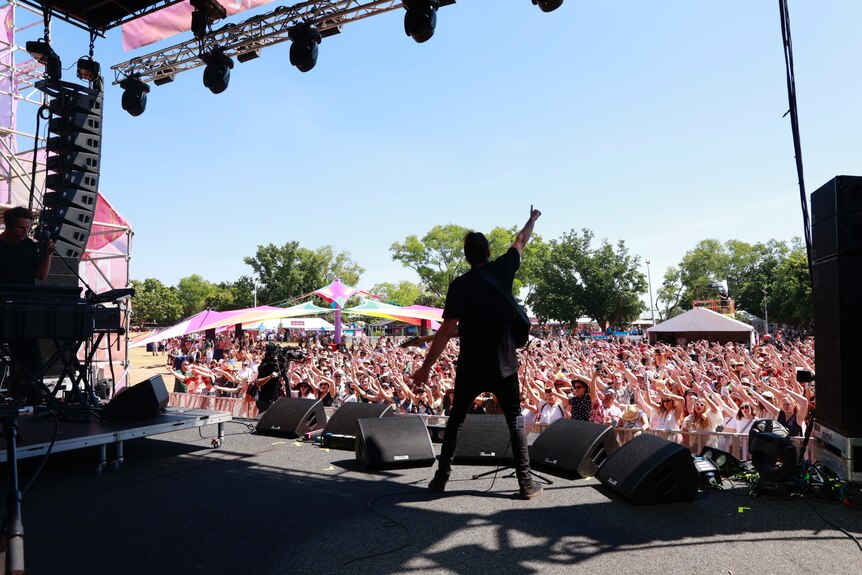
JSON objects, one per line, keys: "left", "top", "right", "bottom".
{"left": 111, "top": 0, "right": 417, "bottom": 85}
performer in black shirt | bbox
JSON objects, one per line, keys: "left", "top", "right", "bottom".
{"left": 412, "top": 207, "right": 543, "bottom": 500}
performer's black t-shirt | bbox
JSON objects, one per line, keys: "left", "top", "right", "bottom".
{"left": 0, "top": 238, "right": 40, "bottom": 284}
{"left": 256, "top": 359, "right": 279, "bottom": 404}
{"left": 443, "top": 247, "right": 520, "bottom": 380}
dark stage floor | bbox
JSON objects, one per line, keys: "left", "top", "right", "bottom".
{"left": 11, "top": 420, "right": 862, "bottom": 575}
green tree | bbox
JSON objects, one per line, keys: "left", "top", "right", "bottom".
{"left": 678, "top": 239, "right": 730, "bottom": 307}
{"left": 390, "top": 224, "right": 469, "bottom": 305}
{"left": 230, "top": 275, "right": 256, "bottom": 308}
{"left": 369, "top": 281, "right": 424, "bottom": 306}
{"left": 528, "top": 229, "right": 646, "bottom": 328}
{"left": 204, "top": 282, "right": 236, "bottom": 311}
{"left": 656, "top": 266, "right": 685, "bottom": 320}
{"left": 130, "top": 278, "right": 183, "bottom": 326}
{"left": 176, "top": 274, "right": 217, "bottom": 316}
{"left": 243, "top": 242, "right": 364, "bottom": 305}
{"left": 769, "top": 241, "right": 812, "bottom": 326}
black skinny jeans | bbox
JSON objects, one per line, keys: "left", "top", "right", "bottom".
{"left": 437, "top": 373, "right": 532, "bottom": 486}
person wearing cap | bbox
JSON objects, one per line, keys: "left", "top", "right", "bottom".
{"left": 600, "top": 388, "right": 623, "bottom": 426}
{"left": 536, "top": 385, "right": 566, "bottom": 424}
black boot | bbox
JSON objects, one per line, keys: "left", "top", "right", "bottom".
{"left": 428, "top": 467, "right": 450, "bottom": 493}
{"left": 518, "top": 481, "right": 544, "bottom": 500}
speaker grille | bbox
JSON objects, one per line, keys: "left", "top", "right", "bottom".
{"left": 596, "top": 433, "right": 698, "bottom": 505}
{"left": 256, "top": 397, "right": 326, "bottom": 438}
{"left": 529, "top": 419, "right": 618, "bottom": 478}
{"left": 356, "top": 416, "right": 435, "bottom": 470}
{"left": 453, "top": 415, "right": 513, "bottom": 465}
{"left": 323, "top": 402, "right": 393, "bottom": 437}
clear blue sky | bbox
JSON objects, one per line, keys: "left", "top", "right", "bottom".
{"left": 28, "top": 1, "right": 862, "bottom": 297}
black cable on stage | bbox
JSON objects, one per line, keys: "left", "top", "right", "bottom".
{"left": 21, "top": 409, "right": 59, "bottom": 496}
{"left": 805, "top": 498, "right": 862, "bottom": 554}
{"left": 778, "top": 0, "right": 814, "bottom": 284}
{"left": 338, "top": 485, "right": 422, "bottom": 575}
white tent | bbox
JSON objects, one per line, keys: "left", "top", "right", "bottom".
{"left": 646, "top": 307, "right": 754, "bottom": 345}
{"left": 247, "top": 317, "right": 340, "bottom": 331}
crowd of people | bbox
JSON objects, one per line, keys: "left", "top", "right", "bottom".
{"left": 157, "top": 328, "right": 815, "bottom": 458}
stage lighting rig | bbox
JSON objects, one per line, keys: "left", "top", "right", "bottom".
{"left": 191, "top": 0, "right": 227, "bottom": 39}
{"left": 76, "top": 57, "right": 101, "bottom": 82}
{"left": 288, "top": 23, "right": 322, "bottom": 73}
{"left": 403, "top": 0, "right": 439, "bottom": 43}
{"left": 531, "top": 0, "right": 564, "bottom": 12}
{"left": 201, "top": 49, "right": 234, "bottom": 94}
{"left": 120, "top": 76, "right": 149, "bottom": 117}
{"left": 26, "top": 39, "right": 62, "bottom": 81}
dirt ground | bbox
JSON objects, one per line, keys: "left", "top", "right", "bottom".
{"left": 127, "top": 345, "right": 174, "bottom": 386}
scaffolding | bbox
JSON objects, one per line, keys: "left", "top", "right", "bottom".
{"left": 1, "top": 1, "right": 134, "bottom": 391}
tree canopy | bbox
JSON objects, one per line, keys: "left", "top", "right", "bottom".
{"left": 528, "top": 229, "right": 646, "bottom": 328}
{"left": 130, "top": 278, "right": 183, "bottom": 326}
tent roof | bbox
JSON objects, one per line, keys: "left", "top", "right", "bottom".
{"left": 647, "top": 307, "right": 752, "bottom": 333}
{"left": 196, "top": 302, "right": 331, "bottom": 332}
{"left": 343, "top": 300, "right": 443, "bottom": 328}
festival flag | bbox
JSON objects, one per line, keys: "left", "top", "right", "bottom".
{"left": 122, "top": 0, "right": 278, "bottom": 52}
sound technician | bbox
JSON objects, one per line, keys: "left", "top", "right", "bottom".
{"left": 0, "top": 206, "right": 55, "bottom": 284}
{"left": 412, "top": 207, "right": 544, "bottom": 500}
{"left": 0, "top": 207, "right": 55, "bottom": 404}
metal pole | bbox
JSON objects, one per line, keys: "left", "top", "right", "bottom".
{"left": 763, "top": 289, "right": 769, "bottom": 336}
{"left": 646, "top": 259, "right": 655, "bottom": 326}
{"left": 253, "top": 284, "right": 257, "bottom": 308}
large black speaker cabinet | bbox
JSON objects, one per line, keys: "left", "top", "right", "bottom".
{"left": 323, "top": 402, "right": 393, "bottom": 437}
{"left": 255, "top": 397, "right": 327, "bottom": 438}
{"left": 453, "top": 415, "right": 513, "bottom": 465}
{"left": 812, "top": 255, "right": 862, "bottom": 436}
{"left": 355, "top": 416, "right": 436, "bottom": 470}
{"left": 596, "top": 433, "right": 699, "bottom": 505}
{"left": 811, "top": 175, "right": 862, "bottom": 261}
{"left": 101, "top": 375, "right": 169, "bottom": 422}
{"left": 529, "top": 419, "right": 618, "bottom": 479}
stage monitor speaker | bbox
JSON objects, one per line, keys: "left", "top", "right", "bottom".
{"left": 255, "top": 397, "right": 326, "bottom": 438}
{"left": 323, "top": 402, "right": 393, "bottom": 438}
{"left": 356, "top": 416, "right": 436, "bottom": 470}
{"left": 596, "top": 433, "right": 699, "bottom": 505}
{"left": 529, "top": 419, "right": 618, "bottom": 479}
{"left": 812, "top": 255, "right": 862, "bottom": 436}
{"left": 453, "top": 414, "right": 513, "bottom": 466}
{"left": 101, "top": 375, "right": 169, "bottom": 422}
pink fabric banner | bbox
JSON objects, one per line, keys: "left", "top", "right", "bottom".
{"left": 122, "top": 0, "right": 278, "bottom": 52}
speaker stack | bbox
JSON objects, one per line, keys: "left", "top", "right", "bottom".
{"left": 810, "top": 175, "right": 862, "bottom": 481}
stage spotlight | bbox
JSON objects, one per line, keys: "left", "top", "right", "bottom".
{"left": 237, "top": 49, "right": 260, "bottom": 63}
{"left": 120, "top": 77, "right": 150, "bottom": 117}
{"left": 531, "top": 0, "right": 564, "bottom": 12}
{"left": 76, "top": 57, "right": 101, "bottom": 82}
{"left": 26, "top": 39, "right": 62, "bottom": 81}
{"left": 190, "top": 0, "right": 227, "bottom": 38}
{"left": 202, "top": 49, "right": 234, "bottom": 94}
{"left": 403, "top": 0, "right": 439, "bottom": 43}
{"left": 289, "top": 23, "right": 322, "bottom": 73}
{"left": 153, "top": 69, "right": 176, "bottom": 86}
